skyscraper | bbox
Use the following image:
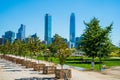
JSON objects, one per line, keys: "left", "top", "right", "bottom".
{"left": 16, "top": 24, "right": 25, "bottom": 40}
{"left": 3, "top": 31, "right": 15, "bottom": 43}
{"left": 44, "top": 14, "right": 52, "bottom": 45}
{"left": 31, "top": 33, "right": 37, "bottom": 39}
{"left": 0, "top": 38, "right": 3, "bottom": 45}
{"left": 69, "top": 13, "right": 75, "bottom": 48}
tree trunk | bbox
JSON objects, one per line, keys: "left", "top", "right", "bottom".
{"left": 61, "top": 65, "right": 63, "bottom": 69}
{"left": 91, "top": 56, "right": 94, "bottom": 70}
{"left": 99, "top": 55, "right": 102, "bottom": 71}
{"left": 37, "top": 56, "right": 39, "bottom": 64}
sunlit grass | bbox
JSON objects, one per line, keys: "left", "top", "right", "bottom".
{"left": 34, "top": 56, "right": 120, "bottom": 71}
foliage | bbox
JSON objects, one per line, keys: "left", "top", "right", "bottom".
{"left": 109, "top": 47, "right": 120, "bottom": 57}
{"left": 44, "top": 48, "right": 52, "bottom": 62}
{"left": 27, "top": 37, "right": 45, "bottom": 62}
{"left": 78, "top": 17, "right": 113, "bottom": 69}
{"left": 52, "top": 34, "right": 72, "bottom": 69}
{"left": 0, "top": 36, "right": 46, "bottom": 60}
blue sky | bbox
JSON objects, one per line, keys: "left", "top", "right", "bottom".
{"left": 0, "top": 0, "right": 120, "bottom": 46}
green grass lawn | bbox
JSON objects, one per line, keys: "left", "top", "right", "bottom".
{"left": 65, "top": 56, "right": 120, "bottom": 71}
{"left": 35, "top": 56, "right": 120, "bottom": 71}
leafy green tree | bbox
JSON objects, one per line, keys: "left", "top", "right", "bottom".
{"left": 48, "top": 44, "right": 57, "bottom": 56}
{"left": 12, "top": 40, "right": 21, "bottom": 56}
{"left": 27, "top": 36, "right": 44, "bottom": 63}
{"left": 119, "top": 42, "right": 120, "bottom": 57}
{"left": 58, "top": 48, "right": 72, "bottom": 69}
{"left": 44, "top": 48, "right": 52, "bottom": 62}
{"left": 79, "top": 18, "right": 112, "bottom": 69}
{"left": 19, "top": 41, "right": 29, "bottom": 59}
{"left": 27, "top": 37, "right": 35, "bottom": 60}
{"left": 0, "top": 45, "right": 6, "bottom": 55}
{"left": 52, "top": 34, "right": 71, "bottom": 69}
{"left": 5, "top": 40, "right": 11, "bottom": 54}
{"left": 33, "top": 37, "right": 43, "bottom": 63}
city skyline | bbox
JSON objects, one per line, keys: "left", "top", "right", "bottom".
{"left": 0, "top": 0, "right": 120, "bottom": 46}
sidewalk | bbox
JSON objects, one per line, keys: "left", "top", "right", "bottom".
{"left": 0, "top": 55, "right": 120, "bottom": 80}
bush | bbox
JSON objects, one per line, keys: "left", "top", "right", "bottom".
{"left": 109, "top": 52, "right": 119, "bottom": 57}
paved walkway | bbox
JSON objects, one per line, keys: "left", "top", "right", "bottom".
{"left": 0, "top": 59, "right": 55, "bottom": 80}
{"left": 0, "top": 55, "right": 120, "bottom": 80}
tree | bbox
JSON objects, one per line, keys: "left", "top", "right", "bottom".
{"left": 33, "top": 37, "right": 44, "bottom": 63}
{"left": 58, "top": 48, "right": 72, "bottom": 69}
{"left": 79, "top": 17, "right": 112, "bottom": 70}
{"left": 119, "top": 42, "right": 120, "bottom": 57}
{"left": 19, "top": 41, "right": 29, "bottom": 59}
{"left": 0, "top": 45, "right": 6, "bottom": 55}
{"left": 12, "top": 40, "right": 21, "bottom": 56}
{"left": 44, "top": 48, "right": 52, "bottom": 63}
{"left": 27, "top": 36, "right": 44, "bottom": 63}
{"left": 27, "top": 37, "right": 35, "bottom": 61}
{"left": 52, "top": 34, "right": 71, "bottom": 69}
{"left": 4, "top": 40, "right": 11, "bottom": 55}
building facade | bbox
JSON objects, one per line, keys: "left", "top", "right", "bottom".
{"left": 3, "top": 31, "right": 15, "bottom": 43}
{"left": 44, "top": 14, "right": 52, "bottom": 45}
{"left": 16, "top": 24, "right": 25, "bottom": 40}
{"left": 69, "top": 13, "right": 76, "bottom": 48}
{"left": 75, "top": 36, "right": 83, "bottom": 48}
{"left": 0, "top": 38, "right": 3, "bottom": 45}
{"left": 31, "top": 33, "right": 37, "bottom": 39}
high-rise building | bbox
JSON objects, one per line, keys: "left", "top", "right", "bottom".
{"left": 69, "top": 13, "right": 75, "bottom": 48}
{"left": 31, "top": 33, "right": 37, "bottom": 39}
{"left": 3, "top": 31, "right": 15, "bottom": 43}
{"left": 75, "top": 37, "right": 81, "bottom": 48}
{"left": 16, "top": 24, "right": 25, "bottom": 40}
{"left": 0, "top": 38, "right": 3, "bottom": 45}
{"left": 44, "top": 14, "right": 52, "bottom": 45}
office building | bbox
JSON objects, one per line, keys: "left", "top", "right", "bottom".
{"left": 16, "top": 24, "right": 25, "bottom": 40}
{"left": 31, "top": 33, "right": 37, "bottom": 39}
{"left": 44, "top": 14, "right": 52, "bottom": 45}
{"left": 0, "top": 38, "right": 3, "bottom": 45}
{"left": 3, "top": 31, "right": 15, "bottom": 43}
{"left": 69, "top": 13, "right": 76, "bottom": 48}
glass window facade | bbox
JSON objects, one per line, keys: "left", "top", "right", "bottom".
{"left": 69, "top": 13, "right": 76, "bottom": 48}
{"left": 3, "top": 31, "right": 15, "bottom": 43}
{"left": 16, "top": 24, "right": 25, "bottom": 40}
{"left": 44, "top": 14, "right": 52, "bottom": 45}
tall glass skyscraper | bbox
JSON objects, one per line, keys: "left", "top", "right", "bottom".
{"left": 69, "top": 13, "right": 75, "bottom": 48}
{"left": 16, "top": 24, "right": 25, "bottom": 40}
{"left": 3, "top": 31, "right": 15, "bottom": 43}
{"left": 44, "top": 14, "right": 52, "bottom": 45}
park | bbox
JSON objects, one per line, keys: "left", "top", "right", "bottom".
{"left": 0, "top": 18, "right": 120, "bottom": 80}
